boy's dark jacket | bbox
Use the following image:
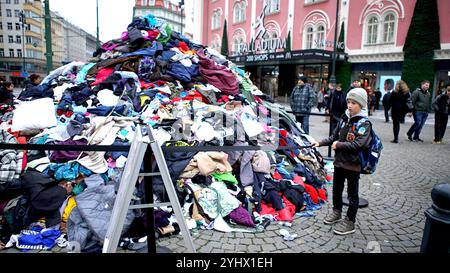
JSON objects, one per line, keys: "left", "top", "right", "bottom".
{"left": 319, "top": 109, "right": 372, "bottom": 172}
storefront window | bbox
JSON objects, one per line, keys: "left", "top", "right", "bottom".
{"left": 296, "top": 64, "right": 329, "bottom": 92}
{"left": 261, "top": 66, "right": 279, "bottom": 98}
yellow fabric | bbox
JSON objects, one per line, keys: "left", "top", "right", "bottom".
{"left": 62, "top": 197, "right": 76, "bottom": 223}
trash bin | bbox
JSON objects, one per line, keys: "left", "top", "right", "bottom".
{"left": 420, "top": 183, "right": 450, "bottom": 253}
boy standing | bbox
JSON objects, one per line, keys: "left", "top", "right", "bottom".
{"left": 312, "top": 88, "right": 372, "bottom": 235}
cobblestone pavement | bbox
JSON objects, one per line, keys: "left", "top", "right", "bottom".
{"left": 2, "top": 109, "right": 449, "bottom": 254}
{"left": 157, "top": 111, "right": 450, "bottom": 253}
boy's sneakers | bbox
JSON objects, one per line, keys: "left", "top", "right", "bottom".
{"left": 323, "top": 209, "right": 342, "bottom": 225}
{"left": 333, "top": 217, "right": 356, "bottom": 235}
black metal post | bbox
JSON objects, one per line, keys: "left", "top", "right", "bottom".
{"left": 20, "top": 11, "right": 26, "bottom": 78}
{"left": 328, "top": 115, "right": 333, "bottom": 158}
{"left": 329, "top": 0, "right": 340, "bottom": 85}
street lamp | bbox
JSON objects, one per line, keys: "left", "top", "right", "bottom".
{"left": 178, "top": 0, "right": 184, "bottom": 35}
{"left": 19, "top": 10, "right": 27, "bottom": 78}
{"left": 329, "top": 0, "right": 340, "bottom": 85}
{"left": 96, "top": 0, "right": 100, "bottom": 47}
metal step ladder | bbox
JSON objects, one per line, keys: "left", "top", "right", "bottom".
{"left": 102, "top": 124, "right": 196, "bottom": 253}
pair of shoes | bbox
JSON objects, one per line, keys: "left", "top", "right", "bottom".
{"left": 323, "top": 209, "right": 342, "bottom": 225}
{"left": 333, "top": 217, "right": 356, "bottom": 235}
{"left": 432, "top": 140, "right": 443, "bottom": 144}
{"left": 156, "top": 223, "right": 180, "bottom": 238}
{"left": 406, "top": 133, "right": 413, "bottom": 141}
{"left": 414, "top": 138, "right": 424, "bottom": 142}
{"left": 390, "top": 140, "right": 398, "bottom": 143}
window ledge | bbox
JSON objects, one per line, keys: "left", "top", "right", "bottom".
{"left": 364, "top": 42, "right": 395, "bottom": 47}
{"left": 265, "top": 10, "right": 281, "bottom": 16}
{"left": 304, "top": 0, "right": 328, "bottom": 7}
{"left": 232, "top": 20, "right": 246, "bottom": 26}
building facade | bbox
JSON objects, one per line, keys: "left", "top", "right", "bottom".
{"left": 200, "top": 0, "right": 450, "bottom": 98}
{"left": 64, "top": 20, "right": 88, "bottom": 63}
{"left": 0, "top": 0, "right": 46, "bottom": 85}
{"left": 0, "top": 0, "right": 100, "bottom": 85}
{"left": 134, "top": 0, "right": 185, "bottom": 34}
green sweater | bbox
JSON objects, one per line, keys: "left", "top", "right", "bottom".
{"left": 411, "top": 88, "right": 431, "bottom": 112}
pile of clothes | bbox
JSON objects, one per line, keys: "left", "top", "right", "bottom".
{"left": 0, "top": 13, "right": 328, "bottom": 253}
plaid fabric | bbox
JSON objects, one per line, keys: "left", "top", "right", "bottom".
{"left": 0, "top": 129, "right": 23, "bottom": 184}
{"left": 290, "top": 84, "right": 315, "bottom": 114}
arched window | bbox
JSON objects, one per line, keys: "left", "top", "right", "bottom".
{"left": 233, "top": 2, "right": 246, "bottom": 24}
{"left": 232, "top": 36, "right": 245, "bottom": 55}
{"left": 305, "top": 26, "right": 314, "bottom": 49}
{"left": 366, "top": 16, "right": 379, "bottom": 44}
{"left": 383, "top": 13, "right": 395, "bottom": 43}
{"left": 316, "top": 24, "right": 325, "bottom": 49}
{"left": 264, "top": 0, "right": 280, "bottom": 15}
{"left": 212, "top": 11, "right": 221, "bottom": 30}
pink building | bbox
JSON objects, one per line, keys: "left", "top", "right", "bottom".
{"left": 199, "top": 0, "right": 450, "bottom": 97}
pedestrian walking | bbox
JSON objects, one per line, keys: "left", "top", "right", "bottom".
{"left": 312, "top": 88, "right": 372, "bottom": 235}
{"left": 432, "top": 85, "right": 450, "bottom": 144}
{"left": 390, "top": 80, "right": 413, "bottom": 143}
{"left": 326, "top": 83, "right": 347, "bottom": 133}
{"left": 406, "top": 80, "right": 432, "bottom": 142}
{"left": 375, "top": 88, "right": 382, "bottom": 111}
{"left": 290, "top": 76, "right": 315, "bottom": 134}
{"left": 317, "top": 87, "right": 325, "bottom": 112}
{"left": 382, "top": 79, "right": 394, "bottom": 122}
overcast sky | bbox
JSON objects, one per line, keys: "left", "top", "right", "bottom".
{"left": 49, "top": 0, "right": 183, "bottom": 42}
{"left": 49, "top": 0, "right": 135, "bottom": 42}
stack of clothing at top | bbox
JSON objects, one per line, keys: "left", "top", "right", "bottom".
{"left": 0, "top": 13, "right": 328, "bottom": 253}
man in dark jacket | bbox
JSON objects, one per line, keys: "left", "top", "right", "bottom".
{"left": 290, "top": 76, "right": 315, "bottom": 134}
{"left": 432, "top": 85, "right": 450, "bottom": 144}
{"left": 407, "top": 80, "right": 432, "bottom": 142}
{"left": 326, "top": 83, "right": 347, "bottom": 133}
{"left": 374, "top": 88, "right": 382, "bottom": 110}
{"left": 382, "top": 79, "right": 394, "bottom": 122}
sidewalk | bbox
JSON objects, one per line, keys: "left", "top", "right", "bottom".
{"left": 274, "top": 98, "right": 448, "bottom": 128}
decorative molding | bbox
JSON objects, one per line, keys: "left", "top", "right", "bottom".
{"left": 359, "top": 0, "right": 404, "bottom": 25}
{"left": 302, "top": 10, "right": 331, "bottom": 31}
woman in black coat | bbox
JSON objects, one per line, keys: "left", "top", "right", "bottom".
{"left": 390, "top": 80, "right": 413, "bottom": 143}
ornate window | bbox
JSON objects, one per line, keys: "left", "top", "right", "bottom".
{"left": 210, "top": 35, "right": 221, "bottom": 51}
{"left": 305, "top": 26, "right": 314, "bottom": 49}
{"left": 232, "top": 29, "right": 246, "bottom": 55}
{"left": 233, "top": 2, "right": 246, "bottom": 24}
{"left": 360, "top": 0, "right": 403, "bottom": 46}
{"left": 383, "top": 13, "right": 395, "bottom": 43}
{"left": 316, "top": 24, "right": 325, "bottom": 49}
{"left": 212, "top": 10, "right": 222, "bottom": 30}
{"left": 264, "top": 0, "right": 280, "bottom": 15}
{"left": 366, "top": 16, "right": 379, "bottom": 45}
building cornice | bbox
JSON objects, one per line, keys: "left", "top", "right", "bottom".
{"left": 434, "top": 49, "right": 450, "bottom": 60}
{"left": 348, "top": 52, "right": 404, "bottom": 63}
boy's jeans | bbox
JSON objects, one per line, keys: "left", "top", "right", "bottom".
{"left": 333, "top": 167, "right": 360, "bottom": 223}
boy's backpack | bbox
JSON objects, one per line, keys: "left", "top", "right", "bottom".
{"left": 354, "top": 118, "right": 383, "bottom": 175}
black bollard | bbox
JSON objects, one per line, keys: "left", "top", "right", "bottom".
{"left": 420, "top": 183, "right": 450, "bottom": 253}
